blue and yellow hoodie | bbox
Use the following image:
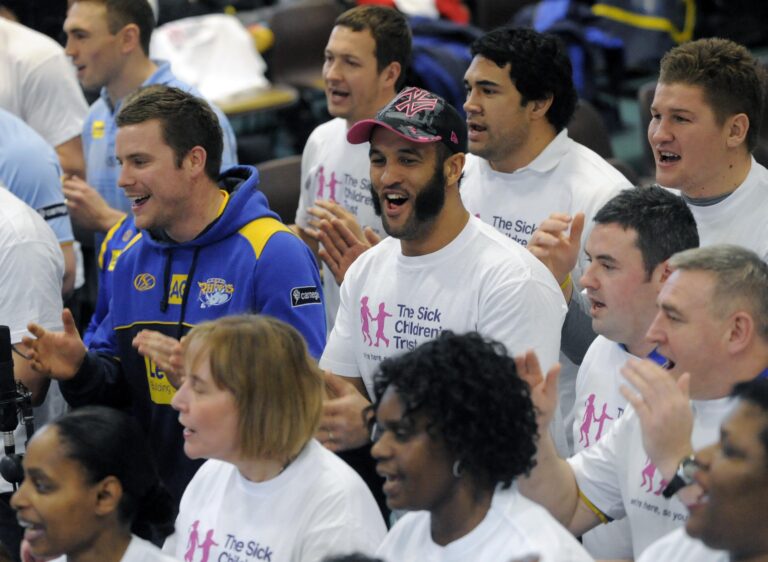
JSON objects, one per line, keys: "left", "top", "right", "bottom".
{"left": 62, "top": 165, "right": 326, "bottom": 502}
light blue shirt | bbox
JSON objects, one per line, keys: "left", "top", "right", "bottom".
{"left": 0, "top": 108, "right": 73, "bottom": 243}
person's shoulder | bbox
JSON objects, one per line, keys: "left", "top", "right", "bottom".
{"left": 638, "top": 528, "right": 728, "bottom": 562}
{"left": 123, "top": 534, "right": 182, "bottom": 562}
{"left": 494, "top": 487, "right": 594, "bottom": 561}
{"left": 376, "top": 510, "right": 430, "bottom": 557}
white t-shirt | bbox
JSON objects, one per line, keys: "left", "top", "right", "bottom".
{"left": 320, "top": 216, "right": 566, "bottom": 396}
{"left": 638, "top": 528, "right": 728, "bottom": 562}
{"left": 0, "top": 187, "right": 67, "bottom": 493}
{"left": 568, "top": 396, "right": 735, "bottom": 559}
{"left": 572, "top": 336, "right": 635, "bottom": 558}
{"left": 460, "top": 131, "right": 630, "bottom": 456}
{"left": 377, "top": 486, "right": 594, "bottom": 562}
{"left": 51, "top": 534, "right": 178, "bottom": 562}
{"left": 164, "top": 440, "right": 386, "bottom": 562}
{"left": 683, "top": 158, "right": 768, "bottom": 262}
{"left": 460, "top": 130, "right": 630, "bottom": 282}
{"left": 0, "top": 18, "right": 88, "bottom": 148}
{"left": 295, "top": 117, "right": 385, "bottom": 330}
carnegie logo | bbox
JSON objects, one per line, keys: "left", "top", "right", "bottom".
{"left": 133, "top": 273, "right": 156, "bottom": 291}
{"left": 291, "top": 286, "right": 321, "bottom": 307}
{"left": 198, "top": 277, "right": 234, "bottom": 309}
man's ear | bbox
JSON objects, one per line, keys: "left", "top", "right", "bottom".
{"left": 528, "top": 95, "right": 554, "bottom": 121}
{"left": 119, "top": 23, "right": 141, "bottom": 55}
{"left": 444, "top": 151, "right": 465, "bottom": 186}
{"left": 185, "top": 146, "right": 208, "bottom": 177}
{"left": 725, "top": 310, "right": 754, "bottom": 355}
{"left": 725, "top": 113, "right": 749, "bottom": 148}
{"left": 380, "top": 61, "right": 401, "bottom": 91}
{"left": 94, "top": 475, "right": 123, "bottom": 517}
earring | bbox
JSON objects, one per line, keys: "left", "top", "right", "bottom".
{"left": 452, "top": 460, "right": 463, "bottom": 478}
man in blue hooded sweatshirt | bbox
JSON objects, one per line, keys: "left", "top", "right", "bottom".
{"left": 23, "top": 85, "right": 327, "bottom": 504}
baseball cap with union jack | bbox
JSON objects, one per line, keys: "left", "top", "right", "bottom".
{"left": 347, "top": 86, "right": 467, "bottom": 154}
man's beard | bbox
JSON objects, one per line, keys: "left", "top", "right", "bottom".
{"left": 370, "top": 163, "right": 446, "bottom": 241}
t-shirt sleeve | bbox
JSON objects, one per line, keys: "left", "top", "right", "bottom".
{"left": 295, "top": 128, "right": 320, "bottom": 227}
{"left": 21, "top": 53, "right": 88, "bottom": 148}
{"left": 319, "top": 266, "right": 362, "bottom": 379}
{"left": 567, "top": 410, "right": 631, "bottom": 521}
{"left": 252, "top": 230, "right": 327, "bottom": 358}
{"left": 0, "top": 237, "right": 63, "bottom": 343}
{"left": 477, "top": 268, "right": 565, "bottom": 373}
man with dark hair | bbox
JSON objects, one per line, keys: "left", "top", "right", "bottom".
{"left": 317, "top": 87, "right": 565, "bottom": 455}
{"left": 518, "top": 244, "right": 768, "bottom": 559}
{"left": 23, "top": 85, "right": 326, "bottom": 504}
{"left": 570, "top": 186, "right": 698, "bottom": 558}
{"left": 293, "top": 5, "right": 410, "bottom": 330}
{"left": 639, "top": 378, "right": 768, "bottom": 562}
{"left": 461, "top": 27, "right": 632, "bottom": 454}
{"left": 531, "top": 37, "right": 768, "bottom": 366}
{"left": 61, "top": 0, "right": 237, "bottom": 238}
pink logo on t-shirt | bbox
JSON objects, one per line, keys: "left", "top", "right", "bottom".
{"left": 361, "top": 296, "right": 391, "bottom": 348}
{"left": 578, "top": 394, "right": 614, "bottom": 447}
{"left": 184, "top": 521, "right": 219, "bottom": 562}
{"left": 640, "top": 457, "right": 669, "bottom": 496}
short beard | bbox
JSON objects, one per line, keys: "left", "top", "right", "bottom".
{"left": 370, "top": 163, "right": 446, "bottom": 240}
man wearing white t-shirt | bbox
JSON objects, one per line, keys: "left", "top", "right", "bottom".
{"left": 571, "top": 186, "right": 698, "bottom": 558}
{"left": 517, "top": 245, "right": 768, "bottom": 559}
{"left": 293, "top": 5, "right": 410, "bottom": 330}
{"left": 0, "top": 186, "right": 66, "bottom": 558}
{"left": 639, "top": 378, "right": 768, "bottom": 562}
{"left": 318, "top": 87, "right": 566, "bottom": 454}
{"left": 531, "top": 38, "right": 768, "bottom": 365}
{"left": 461, "top": 28, "right": 631, "bottom": 453}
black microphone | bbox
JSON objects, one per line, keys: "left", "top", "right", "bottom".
{"left": 0, "top": 326, "right": 19, "bottom": 456}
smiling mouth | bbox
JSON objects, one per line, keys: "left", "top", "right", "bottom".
{"left": 658, "top": 151, "right": 681, "bottom": 163}
{"left": 131, "top": 195, "right": 150, "bottom": 208}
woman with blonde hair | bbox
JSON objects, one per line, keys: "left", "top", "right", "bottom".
{"left": 164, "top": 314, "right": 385, "bottom": 562}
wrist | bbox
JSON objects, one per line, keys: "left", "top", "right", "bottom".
{"left": 99, "top": 209, "right": 126, "bottom": 233}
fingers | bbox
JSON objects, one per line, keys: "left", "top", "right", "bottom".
{"left": 324, "top": 372, "right": 355, "bottom": 398}
{"left": 62, "top": 308, "right": 78, "bottom": 335}
{"left": 363, "top": 227, "right": 382, "bottom": 246}
{"left": 569, "top": 212, "right": 586, "bottom": 244}
{"left": 515, "top": 349, "right": 545, "bottom": 388}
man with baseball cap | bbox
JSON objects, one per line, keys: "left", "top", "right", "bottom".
{"left": 317, "top": 86, "right": 567, "bottom": 456}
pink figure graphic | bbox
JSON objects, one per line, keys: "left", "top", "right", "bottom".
{"left": 328, "top": 171, "right": 339, "bottom": 202}
{"left": 184, "top": 520, "right": 200, "bottom": 562}
{"left": 316, "top": 166, "right": 326, "bottom": 198}
{"left": 579, "top": 394, "right": 598, "bottom": 447}
{"left": 198, "top": 529, "right": 219, "bottom": 562}
{"left": 373, "top": 302, "right": 392, "bottom": 348}
{"left": 655, "top": 477, "right": 669, "bottom": 496}
{"left": 641, "top": 458, "right": 659, "bottom": 493}
{"left": 594, "top": 403, "right": 614, "bottom": 441}
{"left": 360, "top": 296, "right": 373, "bottom": 345}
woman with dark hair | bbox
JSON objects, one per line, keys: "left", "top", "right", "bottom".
{"left": 371, "top": 331, "right": 593, "bottom": 561}
{"left": 164, "top": 314, "right": 386, "bottom": 562}
{"left": 11, "top": 406, "right": 177, "bottom": 562}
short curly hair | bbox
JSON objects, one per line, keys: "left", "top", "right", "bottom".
{"left": 470, "top": 27, "right": 578, "bottom": 132}
{"left": 372, "top": 331, "right": 538, "bottom": 490}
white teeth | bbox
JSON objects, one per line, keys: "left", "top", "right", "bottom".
{"left": 132, "top": 195, "right": 150, "bottom": 204}
{"left": 385, "top": 194, "right": 407, "bottom": 202}
{"left": 17, "top": 519, "right": 34, "bottom": 529}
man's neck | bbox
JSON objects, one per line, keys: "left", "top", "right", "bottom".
{"left": 107, "top": 56, "right": 158, "bottom": 107}
{"left": 489, "top": 123, "right": 557, "bottom": 174}
{"left": 166, "top": 183, "right": 225, "bottom": 243}
{"left": 680, "top": 152, "right": 752, "bottom": 199}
